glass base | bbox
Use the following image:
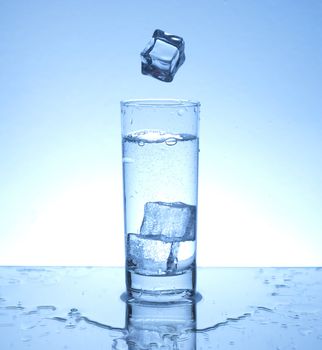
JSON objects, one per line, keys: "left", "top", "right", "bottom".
{"left": 126, "top": 268, "right": 196, "bottom": 302}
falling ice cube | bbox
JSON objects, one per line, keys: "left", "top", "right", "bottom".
{"left": 141, "top": 29, "right": 185, "bottom": 82}
{"left": 140, "top": 202, "right": 196, "bottom": 242}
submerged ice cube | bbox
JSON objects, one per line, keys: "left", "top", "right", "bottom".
{"left": 127, "top": 234, "right": 195, "bottom": 275}
{"left": 141, "top": 29, "right": 185, "bottom": 82}
{"left": 140, "top": 201, "right": 196, "bottom": 242}
{"left": 127, "top": 234, "right": 171, "bottom": 274}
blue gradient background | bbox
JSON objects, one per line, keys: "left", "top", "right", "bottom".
{"left": 0, "top": 0, "right": 321, "bottom": 266}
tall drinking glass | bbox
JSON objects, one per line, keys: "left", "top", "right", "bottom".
{"left": 121, "top": 99, "right": 200, "bottom": 300}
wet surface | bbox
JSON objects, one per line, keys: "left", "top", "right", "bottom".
{"left": 0, "top": 267, "right": 321, "bottom": 349}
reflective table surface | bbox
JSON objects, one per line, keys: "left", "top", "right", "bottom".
{"left": 0, "top": 267, "right": 321, "bottom": 349}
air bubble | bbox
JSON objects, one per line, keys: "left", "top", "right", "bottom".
{"left": 138, "top": 141, "right": 145, "bottom": 147}
{"left": 165, "top": 138, "right": 177, "bottom": 146}
{"left": 177, "top": 109, "right": 184, "bottom": 116}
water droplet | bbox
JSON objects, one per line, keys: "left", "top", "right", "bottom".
{"left": 6, "top": 305, "right": 24, "bottom": 311}
{"left": 257, "top": 306, "right": 273, "bottom": 313}
{"left": 37, "top": 305, "right": 56, "bottom": 311}
{"left": 165, "top": 138, "right": 177, "bottom": 146}
{"left": 177, "top": 108, "right": 184, "bottom": 116}
{"left": 69, "top": 308, "right": 79, "bottom": 314}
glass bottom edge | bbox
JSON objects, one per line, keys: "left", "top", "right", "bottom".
{"left": 126, "top": 268, "right": 196, "bottom": 302}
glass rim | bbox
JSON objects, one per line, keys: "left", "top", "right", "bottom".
{"left": 121, "top": 99, "right": 200, "bottom": 108}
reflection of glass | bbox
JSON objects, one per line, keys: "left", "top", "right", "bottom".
{"left": 121, "top": 100, "right": 200, "bottom": 300}
{"left": 114, "top": 299, "right": 196, "bottom": 350}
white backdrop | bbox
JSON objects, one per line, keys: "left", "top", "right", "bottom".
{"left": 0, "top": 0, "right": 321, "bottom": 266}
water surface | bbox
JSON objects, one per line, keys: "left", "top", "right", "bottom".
{"left": 0, "top": 267, "right": 321, "bottom": 349}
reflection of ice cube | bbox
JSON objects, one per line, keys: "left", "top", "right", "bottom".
{"left": 141, "top": 29, "right": 185, "bottom": 82}
{"left": 140, "top": 202, "right": 196, "bottom": 242}
{"left": 126, "top": 301, "right": 196, "bottom": 350}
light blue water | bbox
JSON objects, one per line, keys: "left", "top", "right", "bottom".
{"left": 122, "top": 131, "right": 199, "bottom": 235}
{"left": 122, "top": 131, "right": 198, "bottom": 296}
{"left": 0, "top": 267, "right": 321, "bottom": 349}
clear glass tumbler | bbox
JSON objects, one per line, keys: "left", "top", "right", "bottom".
{"left": 121, "top": 99, "right": 200, "bottom": 300}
